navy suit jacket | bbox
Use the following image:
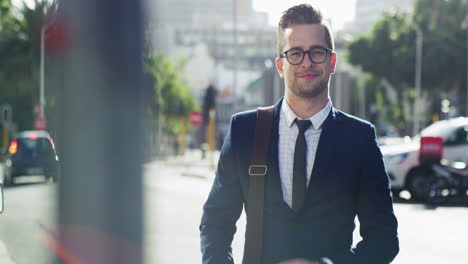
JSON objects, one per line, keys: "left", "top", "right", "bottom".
{"left": 200, "top": 98, "right": 399, "bottom": 264}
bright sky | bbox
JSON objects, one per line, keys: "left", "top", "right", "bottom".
{"left": 253, "top": 0, "right": 357, "bottom": 31}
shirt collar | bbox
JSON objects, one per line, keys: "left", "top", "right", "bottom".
{"left": 281, "top": 99, "right": 333, "bottom": 130}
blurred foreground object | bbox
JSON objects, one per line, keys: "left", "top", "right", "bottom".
{"left": 54, "top": 0, "right": 145, "bottom": 263}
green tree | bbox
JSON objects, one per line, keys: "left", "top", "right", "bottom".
{"left": 145, "top": 53, "right": 197, "bottom": 136}
{"left": 0, "top": 0, "right": 57, "bottom": 130}
{"left": 347, "top": 11, "right": 417, "bottom": 134}
{"left": 144, "top": 52, "right": 198, "bottom": 156}
{"left": 346, "top": 0, "right": 468, "bottom": 133}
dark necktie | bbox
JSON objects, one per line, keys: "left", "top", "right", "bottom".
{"left": 293, "top": 119, "right": 312, "bottom": 212}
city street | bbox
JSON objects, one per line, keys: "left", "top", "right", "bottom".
{"left": 1, "top": 0, "right": 467, "bottom": 264}
{"left": 0, "top": 152, "right": 467, "bottom": 263}
{"left": 146, "top": 151, "right": 468, "bottom": 264}
{"left": 0, "top": 181, "right": 57, "bottom": 264}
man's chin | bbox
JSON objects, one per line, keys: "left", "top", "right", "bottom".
{"left": 295, "top": 86, "right": 326, "bottom": 98}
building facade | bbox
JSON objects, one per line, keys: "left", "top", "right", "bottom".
{"left": 346, "top": 0, "right": 414, "bottom": 33}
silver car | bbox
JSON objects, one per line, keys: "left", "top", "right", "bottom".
{"left": 381, "top": 117, "right": 468, "bottom": 200}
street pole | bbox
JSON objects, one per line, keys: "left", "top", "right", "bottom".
{"left": 412, "top": 24, "right": 423, "bottom": 136}
{"left": 462, "top": 15, "right": 468, "bottom": 117}
{"left": 232, "top": 0, "right": 238, "bottom": 112}
{"left": 206, "top": 109, "right": 216, "bottom": 170}
{"left": 40, "top": 26, "right": 46, "bottom": 118}
{"left": 39, "top": 20, "right": 56, "bottom": 120}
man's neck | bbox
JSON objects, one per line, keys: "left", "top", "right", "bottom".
{"left": 284, "top": 93, "right": 329, "bottom": 120}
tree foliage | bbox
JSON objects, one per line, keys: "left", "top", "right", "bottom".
{"left": 348, "top": 12, "right": 415, "bottom": 90}
{"left": 1, "top": 0, "right": 197, "bottom": 141}
{"left": 144, "top": 52, "right": 198, "bottom": 135}
{"left": 346, "top": 0, "right": 468, "bottom": 132}
{"left": 0, "top": 0, "right": 57, "bottom": 130}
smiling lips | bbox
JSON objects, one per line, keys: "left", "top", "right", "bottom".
{"left": 297, "top": 72, "right": 319, "bottom": 80}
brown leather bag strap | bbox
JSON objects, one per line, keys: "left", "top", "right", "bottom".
{"left": 243, "top": 105, "right": 274, "bottom": 264}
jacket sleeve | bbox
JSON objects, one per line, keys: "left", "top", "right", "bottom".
{"left": 200, "top": 116, "right": 244, "bottom": 264}
{"left": 330, "top": 124, "right": 399, "bottom": 264}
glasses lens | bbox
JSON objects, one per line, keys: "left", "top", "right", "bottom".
{"left": 310, "top": 47, "right": 327, "bottom": 63}
{"left": 286, "top": 49, "right": 304, "bottom": 65}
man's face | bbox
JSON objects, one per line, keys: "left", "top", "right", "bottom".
{"left": 276, "top": 24, "right": 336, "bottom": 99}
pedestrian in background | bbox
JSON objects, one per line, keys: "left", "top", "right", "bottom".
{"left": 200, "top": 4, "right": 399, "bottom": 264}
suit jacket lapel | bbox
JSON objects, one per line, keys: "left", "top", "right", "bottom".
{"left": 306, "top": 108, "right": 341, "bottom": 200}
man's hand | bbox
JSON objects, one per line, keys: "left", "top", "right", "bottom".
{"left": 277, "top": 259, "right": 320, "bottom": 264}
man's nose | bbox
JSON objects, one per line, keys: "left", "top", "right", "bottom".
{"left": 300, "top": 52, "right": 314, "bottom": 67}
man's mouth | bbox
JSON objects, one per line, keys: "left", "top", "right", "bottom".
{"left": 297, "top": 72, "right": 319, "bottom": 80}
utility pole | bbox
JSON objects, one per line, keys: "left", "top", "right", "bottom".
{"left": 232, "top": 0, "right": 238, "bottom": 113}
{"left": 462, "top": 15, "right": 468, "bottom": 116}
{"left": 39, "top": 19, "right": 57, "bottom": 120}
{"left": 55, "top": 0, "right": 145, "bottom": 263}
{"left": 412, "top": 23, "right": 423, "bottom": 136}
{"left": 40, "top": 25, "right": 46, "bottom": 119}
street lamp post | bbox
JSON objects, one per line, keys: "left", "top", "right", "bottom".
{"left": 462, "top": 15, "right": 468, "bottom": 117}
{"left": 232, "top": 0, "right": 238, "bottom": 113}
{"left": 39, "top": 20, "right": 55, "bottom": 120}
{"left": 40, "top": 25, "right": 46, "bottom": 118}
{"left": 412, "top": 23, "right": 423, "bottom": 136}
{"left": 39, "top": 19, "right": 58, "bottom": 120}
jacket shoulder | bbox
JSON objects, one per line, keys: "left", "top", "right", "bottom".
{"left": 230, "top": 109, "right": 258, "bottom": 131}
{"left": 335, "top": 110, "right": 375, "bottom": 132}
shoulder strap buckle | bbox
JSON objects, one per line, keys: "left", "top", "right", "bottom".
{"left": 248, "top": 165, "right": 267, "bottom": 176}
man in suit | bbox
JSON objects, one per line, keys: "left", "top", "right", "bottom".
{"left": 200, "top": 4, "right": 399, "bottom": 264}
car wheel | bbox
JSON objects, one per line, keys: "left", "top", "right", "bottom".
{"left": 0, "top": 164, "right": 5, "bottom": 185}
{"left": 406, "top": 167, "right": 431, "bottom": 200}
{"left": 3, "top": 168, "right": 13, "bottom": 186}
{"left": 425, "top": 176, "right": 450, "bottom": 205}
{"left": 391, "top": 189, "right": 401, "bottom": 199}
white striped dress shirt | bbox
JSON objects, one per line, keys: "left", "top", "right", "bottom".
{"left": 278, "top": 100, "right": 332, "bottom": 208}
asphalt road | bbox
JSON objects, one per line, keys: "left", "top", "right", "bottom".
{"left": 0, "top": 181, "right": 57, "bottom": 264}
{"left": 0, "top": 157, "right": 467, "bottom": 264}
{"left": 145, "top": 157, "right": 468, "bottom": 264}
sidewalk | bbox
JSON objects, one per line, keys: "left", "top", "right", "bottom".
{"left": 0, "top": 149, "right": 219, "bottom": 264}
{"left": 152, "top": 149, "right": 220, "bottom": 179}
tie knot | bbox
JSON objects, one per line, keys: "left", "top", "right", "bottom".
{"left": 295, "top": 119, "right": 312, "bottom": 133}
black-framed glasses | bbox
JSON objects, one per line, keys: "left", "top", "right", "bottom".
{"left": 280, "top": 46, "right": 333, "bottom": 65}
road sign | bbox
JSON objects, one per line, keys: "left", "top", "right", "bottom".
{"left": 189, "top": 111, "right": 203, "bottom": 126}
{"left": 34, "top": 116, "right": 47, "bottom": 130}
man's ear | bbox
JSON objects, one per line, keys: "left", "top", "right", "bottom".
{"left": 330, "top": 52, "right": 337, "bottom": 74}
{"left": 276, "top": 57, "right": 284, "bottom": 78}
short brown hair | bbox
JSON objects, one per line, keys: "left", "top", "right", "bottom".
{"left": 277, "top": 4, "right": 334, "bottom": 56}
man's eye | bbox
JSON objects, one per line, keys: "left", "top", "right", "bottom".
{"left": 312, "top": 50, "right": 325, "bottom": 56}
{"left": 290, "top": 51, "right": 302, "bottom": 56}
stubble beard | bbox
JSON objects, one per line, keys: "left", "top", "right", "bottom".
{"left": 289, "top": 76, "right": 329, "bottom": 98}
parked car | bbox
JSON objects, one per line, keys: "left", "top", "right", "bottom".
{"left": 381, "top": 117, "right": 468, "bottom": 199}
{"left": 2, "top": 130, "right": 59, "bottom": 185}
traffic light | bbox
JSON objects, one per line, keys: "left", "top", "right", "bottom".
{"left": 202, "top": 84, "right": 217, "bottom": 125}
